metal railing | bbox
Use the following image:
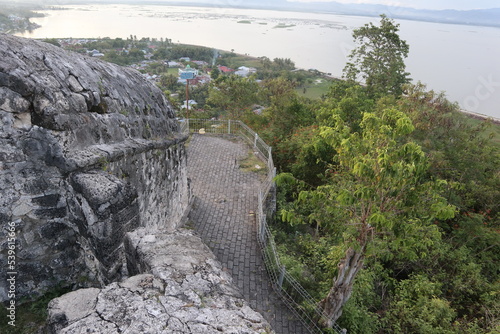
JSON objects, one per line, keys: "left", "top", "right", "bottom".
{"left": 180, "top": 119, "right": 345, "bottom": 334}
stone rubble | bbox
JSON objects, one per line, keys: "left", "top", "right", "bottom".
{"left": 46, "top": 228, "right": 274, "bottom": 334}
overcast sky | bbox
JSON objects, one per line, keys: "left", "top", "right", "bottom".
{"left": 288, "top": 0, "right": 500, "bottom": 10}
{"left": 13, "top": 0, "right": 500, "bottom": 11}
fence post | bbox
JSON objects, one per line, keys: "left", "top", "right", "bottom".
{"left": 254, "top": 133, "right": 258, "bottom": 149}
{"left": 258, "top": 191, "right": 265, "bottom": 244}
{"left": 228, "top": 119, "right": 231, "bottom": 134}
{"left": 186, "top": 118, "right": 190, "bottom": 134}
{"left": 260, "top": 215, "right": 266, "bottom": 244}
{"left": 278, "top": 265, "right": 286, "bottom": 289}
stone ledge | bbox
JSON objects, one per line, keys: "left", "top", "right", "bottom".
{"left": 47, "top": 228, "right": 274, "bottom": 334}
{"left": 64, "top": 134, "right": 189, "bottom": 172}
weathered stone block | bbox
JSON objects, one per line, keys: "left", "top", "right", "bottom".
{"left": 47, "top": 230, "right": 274, "bottom": 334}
{"left": 0, "top": 34, "right": 189, "bottom": 302}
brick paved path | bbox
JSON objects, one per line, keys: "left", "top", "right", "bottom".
{"left": 187, "top": 134, "right": 310, "bottom": 334}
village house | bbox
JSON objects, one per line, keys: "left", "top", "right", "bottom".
{"left": 166, "top": 61, "right": 181, "bottom": 68}
{"left": 87, "top": 49, "right": 104, "bottom": 57}
{"left": 192, "top": 60, "right": 209, "bottom": 67}
{"left": 180, "top": 99, "right": 198, "bottom": 109}
{"left": 235, "top": 66, "right": 257, "bottom": 77}
{"left": 143, "top": 73, "right": 159, "bottom": 81}
{"left": 189, "top": 75, "right": 211, "bottom": 86}
{"left": 217, "top": 65, "right": 234, "bottom": 74}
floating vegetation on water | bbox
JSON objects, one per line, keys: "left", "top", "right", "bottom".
{"left": 273, "top": 23, "right": 296, "bottom": 29}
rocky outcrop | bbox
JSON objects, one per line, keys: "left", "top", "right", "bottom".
{"left": 46, "top": 229, "right": 274, "bottom": 334}
{"left": 0, "top": 34, "right": 190, "bottom": 301}
{"left": 0, "top": 34, "right": 274, "bottom": 333}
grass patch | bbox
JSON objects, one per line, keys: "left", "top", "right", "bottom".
{"left": 297, "top": 77, "right": 336, "bottom": 100}
{"left": 237, "top": 20, "right": 252, "bottom": 24}
{"left": 219, "top": 52, "right": 262, "bottom": 71}
{"left": 462, "top": 115, "right": 500, "bottom": 146}
{"left": 183, "top": 220, "right": 195, "bottom": 230}
{"left": 165, "top": 67, "right": 180, "bottom": 75}
{"left": 0, "top": 285, "right": 72, "bottom": 334}
{"left": 239, "top": 149, "right": 267, "bottom": 175}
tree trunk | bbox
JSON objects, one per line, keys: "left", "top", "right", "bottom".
{"left": 319, "top": 246, "right": 365, "bottom": 328}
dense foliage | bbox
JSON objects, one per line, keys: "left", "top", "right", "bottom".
{"left": 269, "top": 80, "right": 499, "bottom": 333}
{"left": 344, "top": 14, "right": 411, "bottom": 98}
{"left": 204, "top": 16, "right": 499, "bottom": 333}
{"left": 208, "top": 70, "right": 499, "bottom": 334}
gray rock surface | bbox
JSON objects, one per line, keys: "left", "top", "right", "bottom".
{"left": 47, "top": 229, "right": 274, "bottom": 334}
{"left": 0, "top": 34, "right": 275, "bottom": 334}
{"left": 0, "top": 34, "right": 189, "bottom": 301}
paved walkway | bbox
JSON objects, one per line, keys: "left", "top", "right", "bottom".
{"left": 187, "top": 134, "right": 310, "bottom": 334}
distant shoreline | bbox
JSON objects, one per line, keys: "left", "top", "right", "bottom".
{"left": 28, "top": 35, "right": 500, "bottom": 125}
{"left": 13, "top": 4, "right": 500, "bottom": 119}
{"left": 460, "top": 109, "right": 500, "bottom": 124}
{"left": 37, "top": 1, "right": 500, "bottom": 29}
{"left": 54, "top": 0, "right": 500, "bottom": 29}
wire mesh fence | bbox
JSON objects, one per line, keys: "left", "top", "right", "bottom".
{"left": 180, "top": 119, "right": 345, "bottom": 334}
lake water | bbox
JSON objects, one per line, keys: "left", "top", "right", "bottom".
{"left": 17, "top": 4, "right": 500, "bottom": 118}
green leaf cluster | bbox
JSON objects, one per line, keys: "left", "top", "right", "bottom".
{"left": 248, "top": 15, "right": 500, "bottom": 333}
{"left": 267, "top": 81, "right": 498, "bottom": 332}
{"left": 344, "top": 15, "right": 411, "bottom": 98}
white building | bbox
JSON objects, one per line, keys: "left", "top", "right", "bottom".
{"left": 180, "top": 100, "right": 198, "bottom": 109}
{"left": 234, "top": 66, "right": 257, "bottom": 77}
{"left": 166, "top": 61, "right": 181, "bottom": 68}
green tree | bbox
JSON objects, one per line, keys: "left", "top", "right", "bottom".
{"left": 111, "top": 37, "right": 126, "bottom": 48}
{"left": 344, "top": 15, "right": 410, "bottom": 97}
{"left": 259, "top": 56, "right": 272, "bottom": 70}
{"left": 158, "top": 73, "right": 179, "bottom": 91}
{"left": 189, "top": 84, "right": 210, "bottom": 109}
{"left": 102, "top": 50, "right": 127, "bottom": 66}
{"left": 260, "top": 77, "right": 298, "bottom": 111}
{"left": 42, "top": 38, "right": 61, "bottom": 47}
{"left": 272, "top": 57, "right": 296, "bottom": 71}
{"left": 210, "top": 67, "right": 220, "bottom": 80}
{"left": 206, "top": 75, "right": 259, "bottom": 118}
{"left": 400, "top": 83, "right": 500, "bottom": 216}
{"left": 281, "top": 108, "right": 456, "bottom": 327}
{"left": 128, "top": 48, "right": 145, "bottom": 62}
{"left": 385, "top": 275, "right": 456, "bottom": 334}
{"left": 153, "top": 48, "right": 170, "bottom": 60}
{"left": 318, "top": 81, "right": 375, "bottom": 132}
{"left": 274, "top": 125, "right": 335, "bottom": 186}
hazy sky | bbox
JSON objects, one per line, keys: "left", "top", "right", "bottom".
{"left": 12, "top": 0, "right": 500, "bottom": 11}
{"left": 288, "top": 0, "right": 500, "bottom": 10}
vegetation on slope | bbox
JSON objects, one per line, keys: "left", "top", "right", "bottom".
{"left": 201, "top": 15, "right": 500, "bottom": 333}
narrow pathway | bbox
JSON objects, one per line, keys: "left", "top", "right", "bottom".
{"left": 187, "top": 134, "right": 310, "bottom": 334}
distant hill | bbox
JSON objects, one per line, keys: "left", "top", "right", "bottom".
{"left": 33, "top": 0, "right": 500, "bottom": 27}
{"left": 155, "top": 0, "right": 500, "bottom": 28}
{"left": 294, "top": 2, "right": 500, "bottom": 28}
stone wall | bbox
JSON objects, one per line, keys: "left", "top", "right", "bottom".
{"left": 0, "top": 34, "right": 190, "bottom": 302}
{"left": 46, "top": 228, "right": 274, "bottom": 334}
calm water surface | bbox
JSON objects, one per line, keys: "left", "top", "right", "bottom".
{"left": 17, "top": 5, "right": 500, "bottom": 118}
